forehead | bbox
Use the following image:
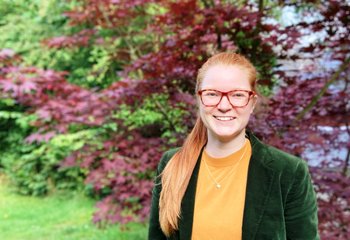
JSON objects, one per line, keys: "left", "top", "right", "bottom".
{"left": 200, "top": 64, "right": 251, "bottom": 90}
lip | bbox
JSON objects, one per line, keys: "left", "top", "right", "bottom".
{"left": 213, "top": 116, "right": 236, "bottom": 121}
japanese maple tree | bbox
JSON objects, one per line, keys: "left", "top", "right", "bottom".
{"left": 0, "top": 0, "right": 349, "bottom": 238}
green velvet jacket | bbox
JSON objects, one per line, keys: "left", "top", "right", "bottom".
{"left": 148, "top": 131, "right": 320, "bottom": 240}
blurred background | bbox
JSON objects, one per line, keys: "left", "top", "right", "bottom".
{"left": 0, "top": 0, "right": 349, "bottom": 239}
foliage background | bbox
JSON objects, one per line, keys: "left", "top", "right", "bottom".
{"left": 0, "top": 0, "right": 349, "bottom": 239}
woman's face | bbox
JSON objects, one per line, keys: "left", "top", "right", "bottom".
{"left": 198, "top": 64, "right": 256, "bottom": 142}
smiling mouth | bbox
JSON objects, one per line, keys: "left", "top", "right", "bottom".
{"left": 214, "top": 116, "right": 236, "bottom": 121}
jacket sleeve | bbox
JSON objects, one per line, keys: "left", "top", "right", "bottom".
{"left": 148, "top": 152, "right": 170, "bottom": 240}
{"left": 284, "top": 160, "right": 320, "bottom": 240}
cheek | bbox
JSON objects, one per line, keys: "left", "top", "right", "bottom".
{"left": 198, "top": 106, "right": 205, "bottom": 119}
{"left": 241, "top": 101, "right": 256, "bottom": 114}
{"left": 199, "top": 107, "right": 215, "bottom": 125}
{"left": 199, "top": 105, "right": 214, "bottom": 115}
{"left": 236, "top": 106, "right": 253, "bottom": 118}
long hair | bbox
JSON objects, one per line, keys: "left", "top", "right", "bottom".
{"left": 159, "top": 52, "right": 257, "bottom": 236}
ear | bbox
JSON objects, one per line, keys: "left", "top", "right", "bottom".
{"left": 250, "top": 95, "right": 258, "bottom": 114}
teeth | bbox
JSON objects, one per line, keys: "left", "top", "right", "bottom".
{"left": 215, "top": 116, "right": 235, "bottom": 121}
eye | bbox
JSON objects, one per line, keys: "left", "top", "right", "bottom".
{"left": 230, "top": 91, "right": 248, "bottom": 98}
{"left": 203, "top": 91, "right": 219, "bottom": 97}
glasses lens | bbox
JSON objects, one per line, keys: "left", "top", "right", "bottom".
{"left": 228, "top": 90, "right": 250, "bottom": 107}
{"left": 201, "top": 90, "right": 221, "bottom": 106}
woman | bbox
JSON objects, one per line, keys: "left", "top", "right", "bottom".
{"left": 148, "top": 52, "right": 319, "bottom": 240}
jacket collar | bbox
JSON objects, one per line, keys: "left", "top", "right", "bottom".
{"left": 178, "top": 130, "right": 276, "bottom": 240}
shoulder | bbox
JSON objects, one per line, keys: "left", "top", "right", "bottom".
{"left": 249, "top": 134, "right": 310, "bottom": 179}
{"left": 251, "top": 139, "right": 316, "bottom": 201}
{"left": 256, "top": 143, "right": 313, "bottom": 197}
{"left": 264, "top": 144, "right": 308, "bottom": 172}
{"left": 157, "top": 147, "right": 181, "bottom": 173}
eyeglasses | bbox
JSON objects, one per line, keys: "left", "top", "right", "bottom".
{"left": 198, "top": 89, "right": 256, "bottom": 108}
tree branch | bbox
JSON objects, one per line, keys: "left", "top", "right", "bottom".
{"left": 154, "top": 100, "right": 178, "bottom": 133}
{"left": 201, "top": 0, "right": 210, "bottom": 8}
{"left": 342, "top": 123, "right": 350, "bottom": 177}
{"left": 200, "top": 0, "right": 214, "bottom": 8}
{"left": 217, "top": 31, "right": 222, "bottom": 50}
{"left": 294, "top": 57, "right": 350, "bottom": 122}
{"left": 256, "top": 0, "right": 264, "bottom": 31}
{"left": 342, "top": 146, "right": 350, "bottom": 177}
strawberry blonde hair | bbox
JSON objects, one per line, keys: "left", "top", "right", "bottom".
{"left": 159, "top": 52, "right": 257, "bottom": 236}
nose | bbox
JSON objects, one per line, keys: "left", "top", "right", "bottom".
{"left": 217, "top": 95, "right": 232, "bottom": 112}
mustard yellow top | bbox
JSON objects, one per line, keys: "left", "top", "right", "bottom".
{"left": 192, "top": 139, "right": 252, "bottom": 240}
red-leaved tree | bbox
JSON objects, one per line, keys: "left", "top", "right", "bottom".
{"left": 0, "top": 0, "right": 349, "bottom": 238}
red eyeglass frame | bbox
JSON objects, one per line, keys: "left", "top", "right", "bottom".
{"left": 197, "top": 89, "right": 256, "bottom": 108}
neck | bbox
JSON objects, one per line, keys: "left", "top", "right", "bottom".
{"left": 205, "top": 129, "right": 246, "bottom": 158}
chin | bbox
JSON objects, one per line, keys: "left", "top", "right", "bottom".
{"left": 214, "top": 132, "right": 239, "bottom": 141}
{"left": 212, "top": 128, "right": 245, "bottom": 141}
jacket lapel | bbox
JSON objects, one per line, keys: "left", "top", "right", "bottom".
{"left": 242, "top": 132, "right": 276, "bottom": 240}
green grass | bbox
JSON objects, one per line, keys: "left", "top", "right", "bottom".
{"left": 0, "top": 176, "right": 148, "bottom": 240}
